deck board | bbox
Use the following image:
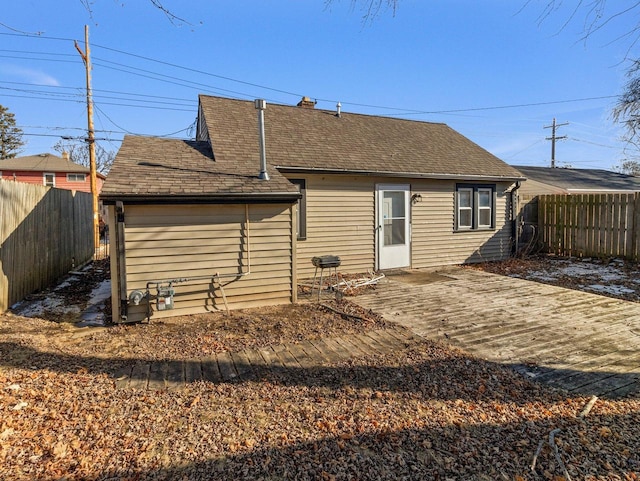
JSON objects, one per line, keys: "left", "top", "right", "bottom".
{"left": 353, "top": 266, "right": 640, "bottom": 398}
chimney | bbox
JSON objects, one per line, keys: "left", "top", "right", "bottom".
{"left": 254, "top": 99, "right": 269, "bottom": 181}
{"left": 62, "top": 151, "right": 70, "bottom": 160}
{"left": 297, "top": 96, "right": 316, "bottom": 109}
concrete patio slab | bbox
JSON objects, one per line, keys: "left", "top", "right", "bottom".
{"left": 352, "top": 266, "right": 640, "bottom": 399}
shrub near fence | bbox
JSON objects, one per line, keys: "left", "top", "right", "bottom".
{"left": 538, "top": 193, "right": 640, "bottom": 260}
{"left": 0, "top": 180, "right": 94, "bottom": 312}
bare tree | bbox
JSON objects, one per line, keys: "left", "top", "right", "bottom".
{"left": 324, "top": 0, "right": 398, "bottom": 21}
{"left": 528, "top": 1, "right": 640, "bottom": 53}
{"left": 612, "top": 59, "right": 640, "bottom": 172}
{"left": 78, "top": 0, "right": 192, "bottom": 26}
{"left": 53, "top": 139, "right": 114, "bottom": 175}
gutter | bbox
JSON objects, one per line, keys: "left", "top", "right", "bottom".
{"left": 275, "top": 165, "right": 526, "bottom": 182}
{"left": 101, "top": 192, "right": 301, "bottom": 205}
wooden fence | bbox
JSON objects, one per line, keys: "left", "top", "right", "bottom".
{"left": 0, "top": 180, "right": 94, "bottom": 312}
{"left": 538, "top": 193, "right": 640, "bottom": 260}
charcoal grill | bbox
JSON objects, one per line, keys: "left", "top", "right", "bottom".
{"left": 311, "top": 255, "right": 341, "bottom": 299}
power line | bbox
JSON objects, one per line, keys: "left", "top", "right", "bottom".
{"left": 91, "top": 42, "right": 306, "bottom": 99}
{"left": 1, "top": 31, "right": 620, "bottom": 117}
{"left": 0, "top": 80, "right": 196, "bottom": 104}
{"left": 568, "top": 137, "right": 620, "bottom": 149}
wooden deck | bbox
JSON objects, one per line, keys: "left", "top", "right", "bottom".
{"left": 353, "top": 266, "right": 640, "bottom": 399}
{"left": 114, "top": 326, "right": 415, "bottom": 390}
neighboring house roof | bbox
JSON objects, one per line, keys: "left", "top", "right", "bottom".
{"left": 198, "top": 95, "right": 525, "bottom": 181}
{"left": 0, "top": 153, "right": 106, "bottom": 178}
{"left": 100, "top": 136, "right": 301, "bottom": 203}
{"left": 515, "top": 166, "right": 640, "bottom": 192}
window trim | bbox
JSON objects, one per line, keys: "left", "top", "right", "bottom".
{"left": 290, "top": 178, "right": 307, "bottom": 241}
{"left": 43, "top": 172, "right": 56, "bottom": 187}
{"left": 67, "top": 173, "right": 86, "bottom": 182}
{"left": 455, "top": 184, "right": 496, "bottom": 231}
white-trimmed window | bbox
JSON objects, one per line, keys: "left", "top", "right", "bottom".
{"left": 67, "top": 173, "right": 86, "bottom": 182}
{"left": 457, "top": 188, "right": 473, "bottom": 229}
{"left": 43, "top": 173, "right": 55, "bottom": 187}
{"left": 456, "top": 184, "right": 496, "bottom": 231}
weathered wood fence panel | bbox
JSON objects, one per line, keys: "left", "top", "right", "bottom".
{"left": 538, "top": 193, "right": 640, "bottom": 260}
{"left": 0, "top": 180, "right": 93, "bottom": 312}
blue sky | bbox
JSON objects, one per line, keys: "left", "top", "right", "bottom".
{"left": 1, "top": 1, "right": 636, "bottom": 171}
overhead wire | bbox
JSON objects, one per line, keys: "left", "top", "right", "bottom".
{"left": 0, "top": 30, "right": 628, "bottom": 160}
{"left": 0, "top": 31, "right": 621, "bottom": 117}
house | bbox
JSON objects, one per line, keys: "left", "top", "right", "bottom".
{"left": 101, "top": 95, "right": 525, "bottom": 323}
{"left": 514, "top": 166, "right": 640, "bottom": 244}
{"left": 1, "top": 152, "right": 109, "bottom": 234}
{"left": 516, "top": 166, "right": 640, "bottom": 196}
{"left": 0, "top": 152, "right": 106, "bottom": 193}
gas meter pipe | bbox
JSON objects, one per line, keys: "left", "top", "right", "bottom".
{"left": 137, "top": 204, "right": 253, "bottom": 320}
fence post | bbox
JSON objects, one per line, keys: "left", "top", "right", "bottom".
{"left": 631, "top": 192, "right": 640, "bottom": 261}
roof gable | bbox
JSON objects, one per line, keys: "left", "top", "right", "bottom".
{"left": 198, "top": 95, "right": 524, "bottom": 181}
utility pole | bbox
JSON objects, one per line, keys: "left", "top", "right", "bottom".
{"left": 75, "top": 25, "right": 99, "bottom": 256}
{"left": 544, "top": 118, "right": 568, "bottom": 168}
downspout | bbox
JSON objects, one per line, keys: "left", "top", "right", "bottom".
{"left": 511, "top": 181, "right": 521, "bottom": 255}
{"left": 115, "top": 201, "right": 128, "bottom": 321}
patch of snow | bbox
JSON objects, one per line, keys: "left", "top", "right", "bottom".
{"left": 77, "top": 280, "right": 112, "bottom": 327}
{"left": 86, "top": 280, "right": 111, "bottom": 307}
{"left": 12, "top": 296, "right": 80, "bottom": 318}
{"left": 54, "top": 276, "right": 80, "bottom": 291}
{"left": 586, "top": 284, "right": 636, "bottom": 296}
{"left": 527, "top": 272, "right": 558, "bottom": 282}
{"left": 558, "top": 264, "right": 625, "bottom": 281}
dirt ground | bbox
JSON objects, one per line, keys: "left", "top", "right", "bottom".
{"left": 1, "top": 256, "right": 640, "bottom": 480}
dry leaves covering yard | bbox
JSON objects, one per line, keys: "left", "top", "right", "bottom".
{"left": 1, "top": 259, "right": 640, "bottom": 480}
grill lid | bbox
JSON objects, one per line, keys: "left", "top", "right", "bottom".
{"left": 312, "top": 255, "right": 341, "bottom": 268}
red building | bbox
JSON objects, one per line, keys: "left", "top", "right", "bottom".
{"left": 0, "top": 152, "right": 106, "bottom": 192}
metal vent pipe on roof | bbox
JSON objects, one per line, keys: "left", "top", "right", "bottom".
{"left": 254, "top": 99, "right": 270, "bottom": 181}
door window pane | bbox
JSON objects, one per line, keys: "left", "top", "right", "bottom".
{"left": 384, "top": 219, "right": 405, "bottom": 245}
{"left": 383, "top": 191, "right": 406, "bottom": 245}
{"left": 385, "top": 191, "right": 405, "bottom": 217}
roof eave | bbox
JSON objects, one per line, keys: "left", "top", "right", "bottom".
{"left": 100, "top": 192, "right": 301, "bottom": 205}
{"left": 275, "top": 165, "right": 526, "bottom": 182}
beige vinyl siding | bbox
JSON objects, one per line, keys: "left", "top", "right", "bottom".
{"left": 519, "top": 178, "right": 567, "bottom": 197}
{"left": 291, "top": 174, "right": 516, "bottom": 276}
{"left": 292, "top": 174, "right": 375, "bottom": 279}
{"left": 411, "top": 180, "right": 514, "bottom": 268}
{"left": 113, "top": 203, "right": 293, "bottom": 322}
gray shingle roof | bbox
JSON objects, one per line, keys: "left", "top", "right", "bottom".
{"left": 199, "top": 95, "right": 524, "bottom": 181}
{"left": 0, "top": 153, "right": 103, "bottom": 176}
{"left": 100, "top": 136, "right": 300, "bottom": 202}
{"left": 515, "top": 166, "right": 640, "bottom": 192}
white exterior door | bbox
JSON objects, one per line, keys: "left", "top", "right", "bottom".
{"left": 376, "top": 184, "right": 411, "bottom": 270}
